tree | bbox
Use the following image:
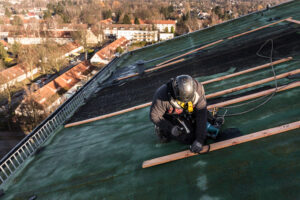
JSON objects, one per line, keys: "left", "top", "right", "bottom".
{"left": 36, "top": 44, "right": 48, "bottom": 74}
{"left": 11, "top": 16, "right": 23, "bottom": 26}
{"left": 123, "top": 14, "right": 131, "bottom": 24}
{"left": 5, "top": 8, "right": 11, "bottom": 17}
{"left": 171, "top": 26, "right": 175, "bottom": 33}
{"left": 43, "top": 10, "right": 52, "bottom": 19}
{"left": 48, "top": 56, "right": 67, "bottom": 73}
{"left": 55, "top": 2, "right": 64, "bottom": 15}
{"left": 18, "top": 46, "right": 38, "bottom": 80}
{"left": 0, "top": 75, "right": 15, "bottom": 131}
{"left": 0, "top": 59, "right": 5, "bottom": 70}
{"left": 0, "top": 43, "right": 8, "bottom": 60}
{"left": 213, "top": 6, "right": 222, "bottom": 18}
{"left": 116, "top": 46, "right": 124, "bottom": 54}
{"left": 115, "top": 10, "right": 122, "bottom": 23}
{"left": 134, "top": 17, "right": 140, "bottom": 24}
{"left": 102, "top": 10, "right": 112, "bottom": 19}
{"left": 164, "top": 27, "right": 169, "bottom": 33}
{"left": 16, "top": 85, "right": 47, "bottom": 133}
{"left": 11, "top": 42, "right": 21, "bottom": 58}
{"left": 71, "top": 30, "right": 88, "bottom": 60}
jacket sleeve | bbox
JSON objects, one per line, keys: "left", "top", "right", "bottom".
{"left": 194, "top": 82, "right": 208, "bottom": 144}
{"left": 150, "top": 86, "right": 174, "bottom": 132}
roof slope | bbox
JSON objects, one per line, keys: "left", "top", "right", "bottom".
{"left": 1, "top": 1, "right": 300, "bottom": 199}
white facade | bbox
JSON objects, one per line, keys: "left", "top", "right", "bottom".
{"left": 90, "top": 54, "right": 109, "bottom": 65}
{"left": 7, "top": 37, "right": 73, "bottom": 45}
{"left": 103, "top": 29, "right": 158, "bottom": 42}
{"left": 159, "top": 33, "right": 174, "bottom": 41}
{"left": 0, "top": 68, "right": 39, "bottom": 91}
{"left": 86, "top": 29, "right": 103, "bottom": 44}
{"left": 155, "top": 24, "right": 175, "bottom": 33}
{"left": 0, "top": 32, "right": 9, "bottom": 39}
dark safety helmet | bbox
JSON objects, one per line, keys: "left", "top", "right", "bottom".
{"left": 172, "top": 75, "right": 195, "bottom": 103}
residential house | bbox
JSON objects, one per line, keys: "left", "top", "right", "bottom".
{"left": 15, "top": 61, "right": 91, "bottom": 115}
{"left": 61, "top": 42, "right": 83, "bottom": 58}
{"left": 24, "top": 12, "right": 40, "bottom": 20}
{"left": 0, "top": 64, "right": 39, "bottom": 91}
{"left": 90, "top": 37, "right": 129, "bottom": 65}
{"left": 86, "top": 29, "right": 103, "bottom": 45}
{"left": 148, "top": 20, "right": 176, "bottom": 33}
{"left": 101, "top": 24, "right": 158, "bottom": 42}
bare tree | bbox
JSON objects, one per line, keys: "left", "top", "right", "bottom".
{"left": 71, "top": 29, "right": 88, "bottom": 60}
{"left": 0, "top": 78, "right": 15, "bottom": 131}
{"left": 16, "top": 85, "right": 46, "bottom": 134}
{"left": 18, "top": 46, "right": 38, "bottom": 80}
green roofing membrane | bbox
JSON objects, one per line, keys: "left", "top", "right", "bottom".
{"left": 2, "top": 58, "right": 300, "bottom": 199}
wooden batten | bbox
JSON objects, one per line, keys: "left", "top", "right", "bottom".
{"left": 227, "top": 17, "right": 291, "bottom": 40}
{"left": 205, "top": 68, "right": 300, "bottom": 99}
{"left": 142, "top": 120, "right": 300, "bottom": 168}
{"left": 156, "top": 40, "right": 224, "bottom": 67}
{"left": 201, "top": 57, "right": 292, "bottom": 85}
{"left": 285, "top": 17, "right": 300, "bottom": 25}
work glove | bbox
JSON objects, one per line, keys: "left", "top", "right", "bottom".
{"left": 190, "top": 140, "right": 203, "bottom": 153}
{"left": 171, "top": 126, "right": 184, "bottom": 137}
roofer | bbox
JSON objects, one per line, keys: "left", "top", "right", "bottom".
{"left": 150, "top": 75, "right": 220, "bottom": 153}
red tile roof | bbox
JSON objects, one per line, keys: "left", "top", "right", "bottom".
{"left": 147, "top": 20, "right": 176, "bottom": 25}
{"left": 100, "top": 18, "right": 113, "bottom": 24}
{"left": 27, "top": 12, "right": 35, "bottom": 16}
{"left": 0, "top": 64, "right": 26, "bottom": 83}
{"left": 61, "top": 42, "right": 81, "bottom": 54}
{"left": 94, "top": 37, "right": 129, "bottom": 61}
{"left": 31, "top": 61, "right": 91, "bottom": 108}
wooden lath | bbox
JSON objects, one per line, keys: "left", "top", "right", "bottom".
{"left": 228, "top": 17, "right": 291, "bottom": 40}
{"left": 142, "top": 120, "right": 300, "bottom": 168}
{"left": 285, "top": 17, "right": 300, "bottom": 25}
{"left": 205, "top": 68, "right": 300, "bottom": 99}
{"left": 201, "top": 57, "right": 292, "bottom": 85}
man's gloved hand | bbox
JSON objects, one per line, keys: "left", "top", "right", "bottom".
{"left": 171, "top": 126, "right": 184, "bottom": 137}
{"left": 190, "top": 140, "right": 203, "bottom": 153}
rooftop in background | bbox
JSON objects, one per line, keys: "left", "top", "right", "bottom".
{"left": 20, "top": 61, "right": 91, "bottom": 111}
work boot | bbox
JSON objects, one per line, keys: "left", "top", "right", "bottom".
{"left": 155, "top": 126, "right": 170, "bottom": 143}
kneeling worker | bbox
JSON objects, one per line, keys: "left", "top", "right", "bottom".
{"left": 150, "top": 75, "right": 218, "bottom": 153}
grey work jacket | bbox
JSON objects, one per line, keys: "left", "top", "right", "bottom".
{"left": 150, "top": 79, "right": 207, "bottom": 143}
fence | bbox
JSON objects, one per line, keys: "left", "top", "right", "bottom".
{"left": 0, "top": 57, "right": 120, "bottom": 187}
